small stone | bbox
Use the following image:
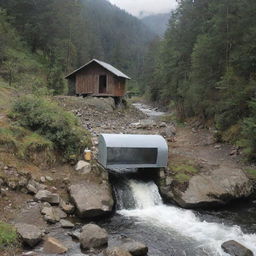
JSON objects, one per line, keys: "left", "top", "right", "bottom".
{"left": 165, "top": 177, "right": 173, "bottom": 186}
{"left": 21, "top": 251, "right": 38, "bottom": 256}
{"left": 21, "top": 188, "right": 28, "bottom": 194}
{"left": 159, "top": 170, "right": 165, "bottom": 179}
{"left": 43, "top": 202, "right": 51, "bottom": 207}
{"left": 45, "top": 176, "right": 53, "bottom": 182}
{"left": 75, "top": 160, "right": 91, "bottom": 174}
{"left": 40, "top": 176, "right": 46, "bottom": 183}
{"left": 60, "top": 199, "right": 75, "bottom": 214}
{"left": 43, "top": 237, "right": 68, "bottom": 254}
{"left": 41, "top": 207, "right": 67, "bottom": 224}
{"left": 18, "top": 177, "right": 28, "bottom": 187}
{"left": 60, "top": 219, "right": 75, "bottom": 228}
{"left": 159, "top": 122, "right": 167, "bottom": 128}
{"left": 35, "top": 190, "right": 60, "bottom": 205}
{"left": 67, "top": 230, "right": 80, "bottom": 240}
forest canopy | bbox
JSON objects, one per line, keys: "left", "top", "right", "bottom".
{"left": 142, "top": 0, "right": 256, "bottom": 160}
{"left": 0, "top": 0, "right": 156, "bottom": 94}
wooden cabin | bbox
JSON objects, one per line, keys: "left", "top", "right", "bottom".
{"left": 65, "top": 59, "right": 131, "bottom": 98}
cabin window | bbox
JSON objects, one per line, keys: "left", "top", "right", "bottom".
{"left": 99, "top": 75, "right": 107, "bottom": 94}
{"left": 107, "top": 147, "right": 158, "bottom": 165}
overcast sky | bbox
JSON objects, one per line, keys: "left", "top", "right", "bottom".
{"left": 108, "top": 0, "right": 177, "bottom": 17}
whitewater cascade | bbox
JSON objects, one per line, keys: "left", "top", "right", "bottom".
{"left": 114, "top": 178, "right": 256, "bottom": 256}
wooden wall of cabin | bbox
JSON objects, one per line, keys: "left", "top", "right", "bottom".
{"left": 75, "top": 63, "right": 126, "bottom": 97}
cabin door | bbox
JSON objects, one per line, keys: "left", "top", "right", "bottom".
{"left": 99, "top": 75, "right": 107, "bottom": 94}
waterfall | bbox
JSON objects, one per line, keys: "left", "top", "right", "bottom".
{"left": 113, "top": 176, "right": 256, "bottom": 256}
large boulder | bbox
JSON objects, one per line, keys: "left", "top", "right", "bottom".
{"left": 35, "top": 190, "right": 60, "bottom": 205}
{"left": 69, "top": 181, "right": 114, "bottom": 218}
{"left": 221, "top": 240, "right": 253, "bottom": 256}
{"left": 15, "top": 223, "right": 43, "bottom": 247}
{"left": 43, "top": 237, "right": 68, "bottom": 254}
{"left": 80, "top": 224, "right": 108, "bottom": 250}
{"left": 159, "top": 167, "right": 253, "bottom": 208}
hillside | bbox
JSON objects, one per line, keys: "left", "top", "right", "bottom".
{"left": 0, "top": 0, "right": 156, "bottom": 93}
{"left": 142, "top": 13, "right": 170, "bottom": 36}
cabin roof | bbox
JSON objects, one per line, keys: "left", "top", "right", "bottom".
{"left": 65, "top": 59, "right": 131, "bottom": 80}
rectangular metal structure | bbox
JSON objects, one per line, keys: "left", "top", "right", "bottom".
{"left": 97, "top": 134, "right": 168, "bottom": 169}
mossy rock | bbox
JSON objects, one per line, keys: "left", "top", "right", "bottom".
{"left": 169, "top": 162, "right": 200, "bottom": 184}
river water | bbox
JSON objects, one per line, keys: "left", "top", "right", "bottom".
{"left": 103, "top": 174, "right": 256, "bottom": 256}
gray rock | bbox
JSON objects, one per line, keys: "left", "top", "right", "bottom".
{"left": 45, "top": 176, "right": 53, "bottom": 182}
{"left": 41, "top": 207, "right": 67, "bottom": 223}
{"left": 27, "top": 184, "right": 38, "bottom": 194}
{"left": 18, "top": 177, "right": 28, "bottom": 187}
{"left": 27, "top": 179, "right": 46, "bottom": 194}
{"left": 15, "top": 223, "right": 43, "bottom": 247}
{"left": 80, "top": 224, "right": 108, "bottom": 250}
{"left": 35, "top": 190, "right": 60, "bottom": 205}
{"left": 75, "top": 160, "right": 91, "bottom": 174}
{"left": 120, "top": 240, "right": 148, "bottom": 256}
{"left": 104, "top": 248, "right": 132, "bottom": 256}
{"left": 68, "top": 230, "right": 80, "bottom": 240}
{"left": 60, "top": 219, "right": 74, "bottom": 228}
{"left": 160, "top": 125, "right": 176, "bottom": 138}
{"left": 69, "top": 182, "right": 113, "bottom": 218}
{"left": 160, "top": 167, "right": 253, "bottom": 208}
{"left": 221, "top": 240, "right": 253, "bottom": 256}
{"left": 43, "top": 237, "right": 68, "bottom": 254}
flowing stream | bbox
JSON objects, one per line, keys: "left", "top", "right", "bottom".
{"left": 108, "top": 175, "right": 256, "bottom": 255}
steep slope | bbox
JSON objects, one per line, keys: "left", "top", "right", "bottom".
{"left": 0, "top": 0, "right": 156, "bottom": 87}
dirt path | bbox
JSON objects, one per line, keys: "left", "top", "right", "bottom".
{"left": 171, "top": 127, "right": 241, "bottom": 169}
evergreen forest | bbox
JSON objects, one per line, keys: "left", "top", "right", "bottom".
{"left": 1, "top": 0, "right": 256, "bottom": 160}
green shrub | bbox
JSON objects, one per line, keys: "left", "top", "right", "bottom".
{"left": 241, "top": 100, "right": 256, "bottom": 161}
{"left": 0, "top": 127, "right": 18, "bottom": 152}
{"left": 0, "top": 125, "right": 55, "bottom": 165}
{"left": 9, "top": 95, "right": 91, "bottom": 162}
{"left": 0, "top": 222, "right": 18, "bottom": 249}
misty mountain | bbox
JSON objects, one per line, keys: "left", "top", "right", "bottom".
{"left": 142, "top": 13, "right": 170, "bottom": 36}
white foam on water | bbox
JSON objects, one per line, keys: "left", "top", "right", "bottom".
{"left": 118, "top": 179, "right": 256, "bottom": 256}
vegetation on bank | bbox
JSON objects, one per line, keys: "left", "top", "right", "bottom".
{"left": 141, "top": 0, "right": 256, "bottom": 161}
{"left": 169, "top": 160, "right": 200, "bottom": 184}
{"left": 8, "top": 95, "right": 91, "bottom": 163}
{"left": 0, "top": 222, "right": 18, "bottom": 250}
